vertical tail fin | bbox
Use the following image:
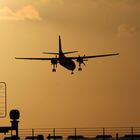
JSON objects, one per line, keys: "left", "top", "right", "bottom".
{"left": 59, "top": 35, "right": 63, "bottom": 54}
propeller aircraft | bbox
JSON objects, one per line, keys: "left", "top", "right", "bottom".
{"left": 15, "top": 36, "right": 119, "bottom": 74}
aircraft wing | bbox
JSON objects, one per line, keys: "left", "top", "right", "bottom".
{"left": 15, "top": 57, "right": 53, "bottom": 60}
{"left": 67, "top": 53, "right": 119, "bottom": 59}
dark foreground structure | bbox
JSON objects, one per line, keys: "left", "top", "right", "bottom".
{"left": 0, "top": 110, "right": 140, "bottom": 140}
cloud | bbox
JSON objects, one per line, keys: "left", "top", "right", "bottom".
{"left": 0, "top": 5, "right": 42, "bottom": 21}
{"left": 39, "top": 0, "right": 64, "bottom": 5}
{"left": 117, "top": 24, "right": 137, "bottom": 37}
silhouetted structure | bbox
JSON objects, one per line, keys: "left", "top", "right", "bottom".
{"left": 1, "top": 112, "right": 140, "bottom": 140}
{"left": 47, "top": 134, "right": 63, "bottom": 140}
{"left": 25, "top": 135, "right": 44, "bottom": 140}
{"left": 123, "top": 134, "right": 140, "bottom": 140}
{"left": 95, "top": 135, "right": 112, "bottom": 140}
{"left": 4, "top": 136, "right": 20, "bottom": 140}
{"left": 0, "top": 109, "right": 20, "bottom": 140}
{"left": 67, "top": 135, "right": 85, "bottom": 140}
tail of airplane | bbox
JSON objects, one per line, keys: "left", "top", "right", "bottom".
{"left": 42, "top": 36, "right": 62, "bottom": 55}
{"left": 59, "top": 35, "right": 78, "bottom": 54}
{"left": 43, "top": 35, "right": 78, "bottom": 55}
{"left": 42, "top": 36, "right": 63, "bottom": 55}
{"left": 59, "top": 35, "right": 63, "bottom": 54}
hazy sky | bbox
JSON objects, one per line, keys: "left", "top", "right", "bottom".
{"left": 0, "top": 0, "right": 140, "bottom": 128}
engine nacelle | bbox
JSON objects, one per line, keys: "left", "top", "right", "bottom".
{"left": 51, "top": 58, "right": 57, "bottom": 65}
{"left": 77, "top": 55, "right": 88, "bottom": 69}
{"left": 77, "top": 56, "right": 84, "bottom": 64}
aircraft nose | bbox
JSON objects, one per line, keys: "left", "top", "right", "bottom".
{"left": 71, "top": 62, "right": 76, "bottom": 70}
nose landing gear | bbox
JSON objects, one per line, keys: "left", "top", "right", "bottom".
{"left": 71, "top": 71, "right": 74, "bottom": 74}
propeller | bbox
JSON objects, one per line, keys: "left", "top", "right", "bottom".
{"left": 77, "top": 55, "right": 88, "bottom": 66}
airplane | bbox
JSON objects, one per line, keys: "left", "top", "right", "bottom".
{"left": 15, "top": 35, "right": 119, "bottom": 74}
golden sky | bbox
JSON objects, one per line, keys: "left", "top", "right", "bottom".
{"left": 0, "top": 0, "right": 140, "bottom": 128}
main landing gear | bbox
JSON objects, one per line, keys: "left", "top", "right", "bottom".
{"left": 51, "top": 58, "right": 57, "bottom": 72}
{"left": 78, "top": 64, "right": 82, "bottom": 71}
{"left": 52, "top": 63, "right": 57, "bottom": 72}
{"left": 78, "top": 62, "right": 83, "bottom": 71}
{"left": 52, "top": 68, "right": 56, "bottom": 72}
{"left": 77, "top": 55, "right": 87, "bottom": 72}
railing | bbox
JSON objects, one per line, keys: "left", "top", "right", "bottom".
{"left": 1, "top": 127, "right": 140, "bottom": 140}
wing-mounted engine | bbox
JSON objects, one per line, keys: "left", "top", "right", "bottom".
{"left": 51, "top": 56, "right": 58, "bottom": 72}
{"left": 76, "top": 55, "right": 88, "bottom": 71}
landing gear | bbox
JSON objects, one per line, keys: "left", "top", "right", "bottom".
{"left": 52, "top": 68, "right": 56, "bottom": 72}
{"left": 77, "top": 56, "right": 87, "bottom": 72}
{"left": 78, "top": 63, "right": 82, "bottom": 71}
{"left": 51, "top": 58, "right": 58, "bottom": 72}
{"left": 52, "top": 63, "right": 57, "bottom": 72}
{"left": 71, "top": 71, "right": 74, "bottom": 75}
{"left": 78, "top": 67, "right": 82, "bottom": 71}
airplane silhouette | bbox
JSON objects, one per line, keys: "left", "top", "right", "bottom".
{"left": 15, "top": 36, "right": 119, "bottom": 74}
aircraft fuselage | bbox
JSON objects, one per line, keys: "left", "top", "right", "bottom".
{"left": 59, "top": 54, "right": 76, "bottom": 71}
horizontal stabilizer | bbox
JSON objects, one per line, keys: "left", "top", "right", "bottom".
{"left": 63, "top": 51, "right": 78, "bottom": 54}
{"left": 43, "top": 51, "right": 78, "bottom": 55}
{"left": 42, "top": 52, "right": 59, "bottom": 55}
